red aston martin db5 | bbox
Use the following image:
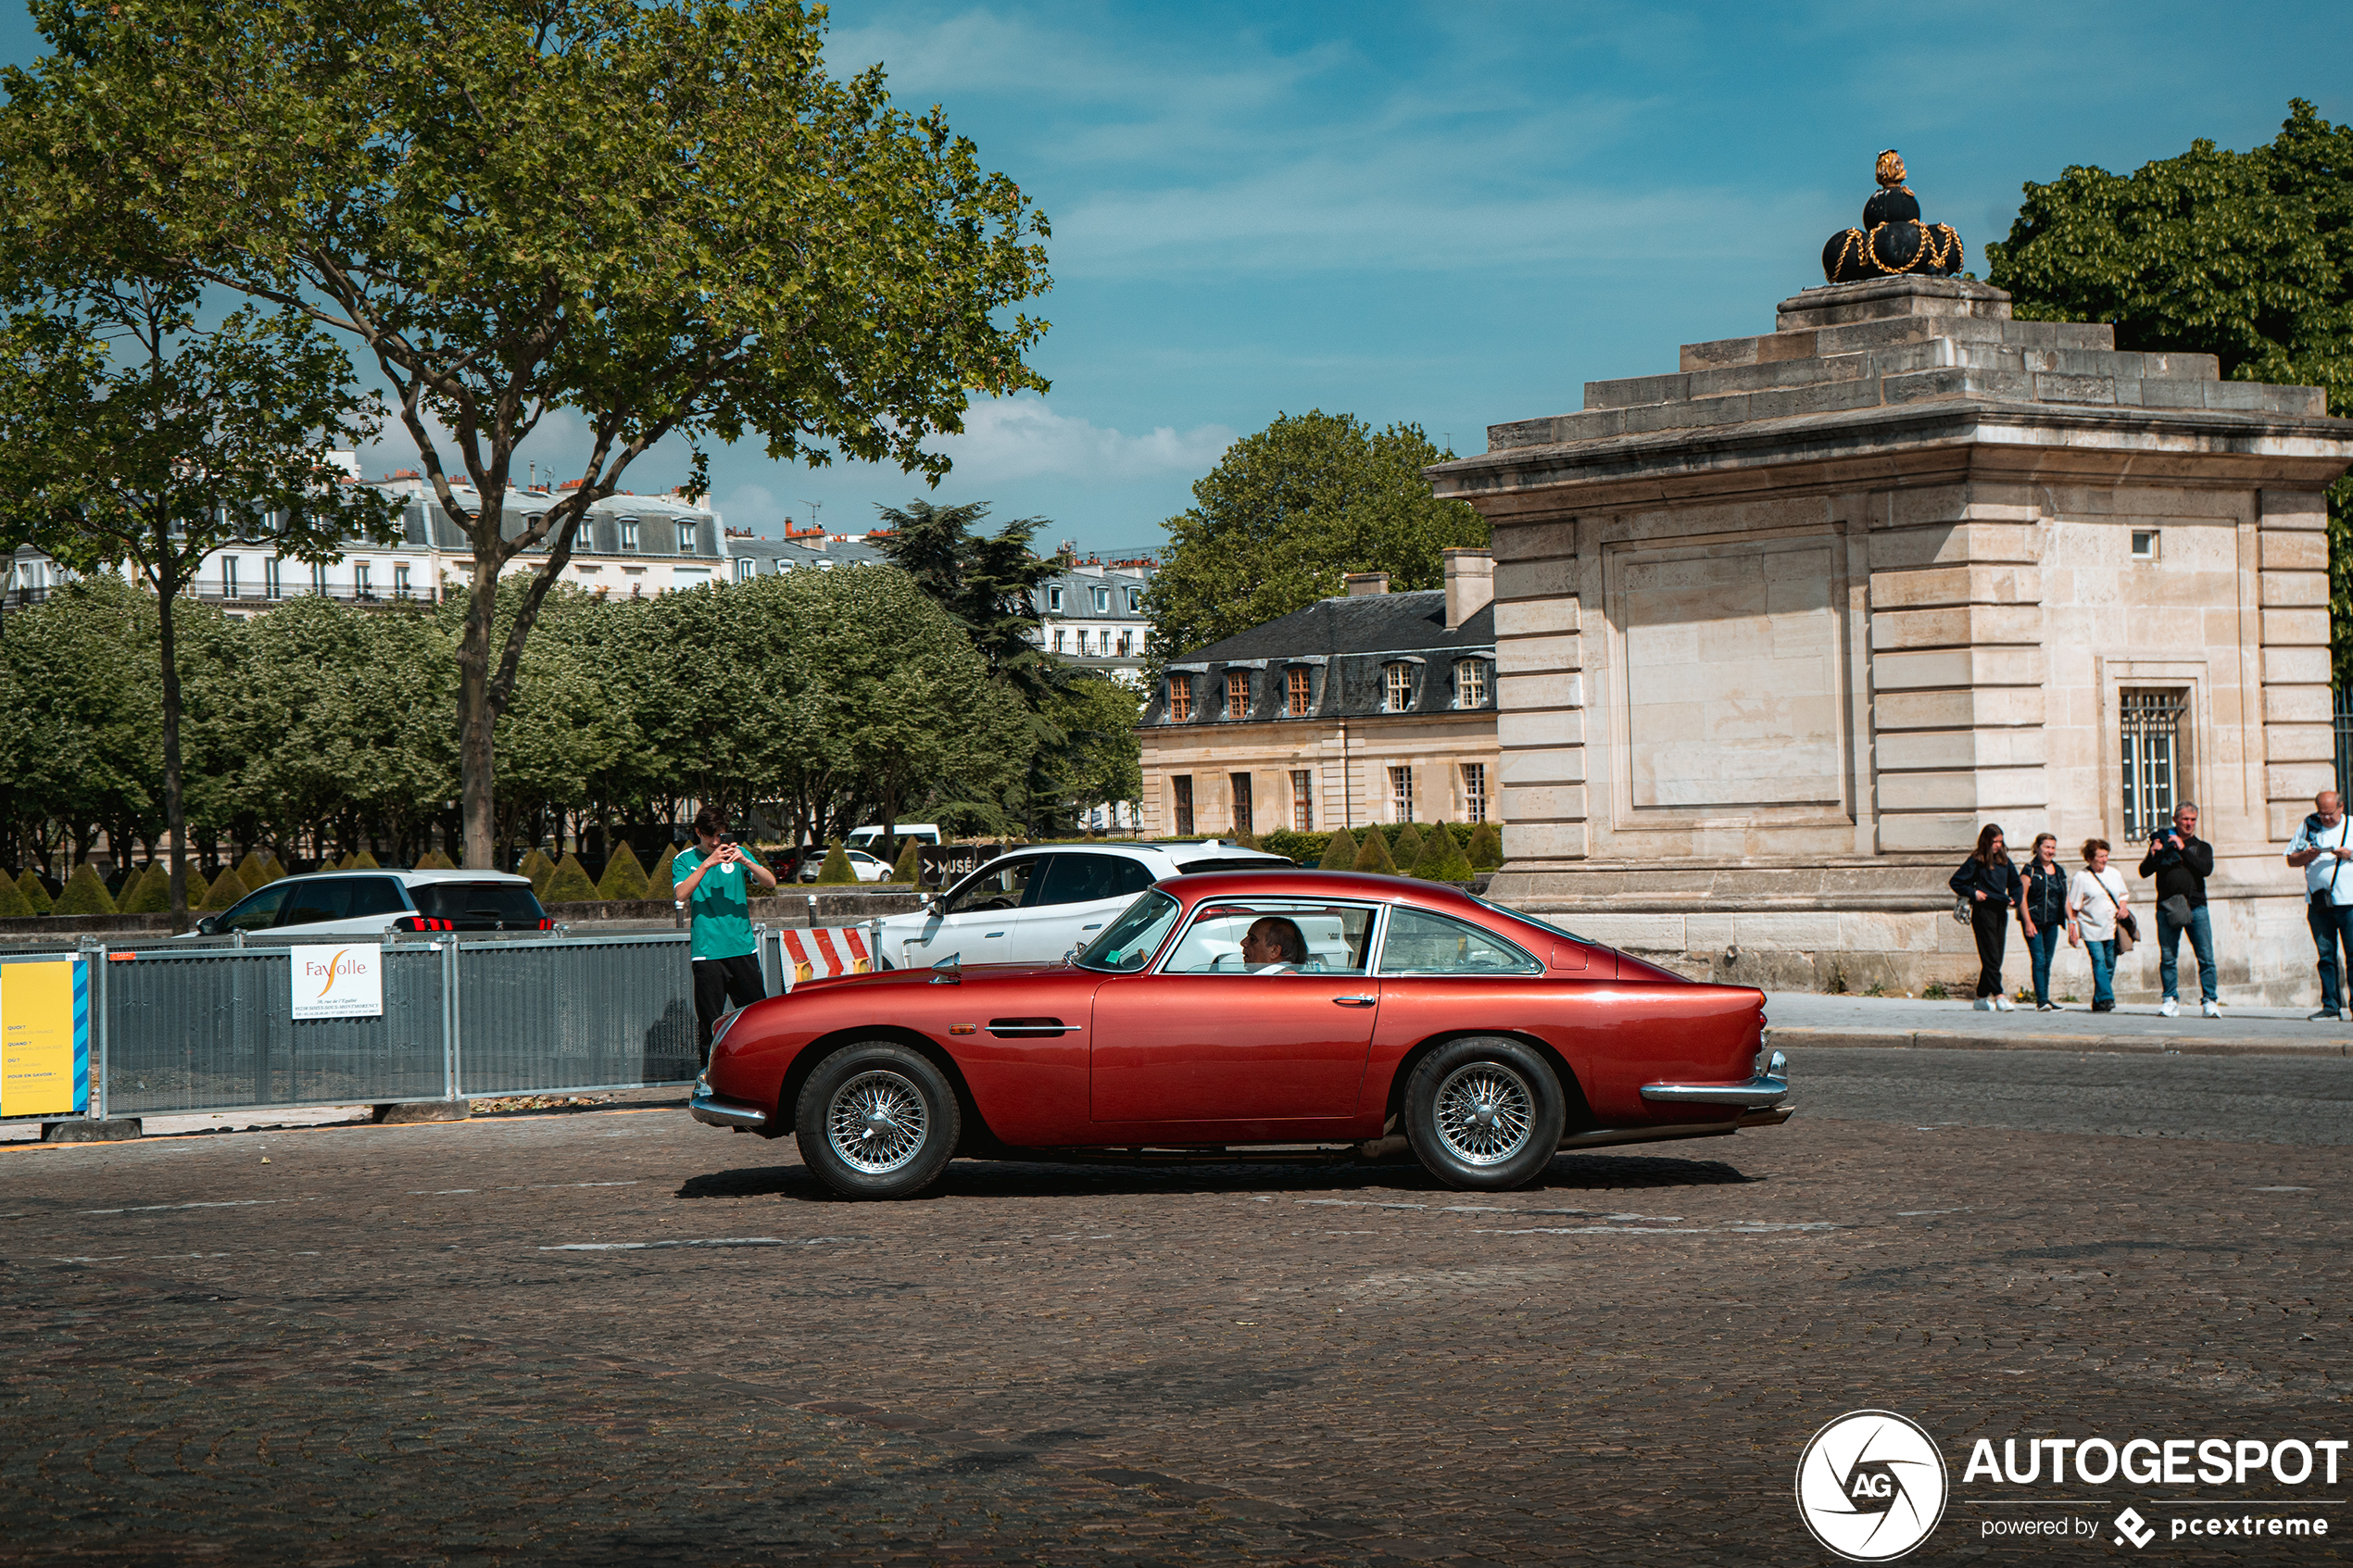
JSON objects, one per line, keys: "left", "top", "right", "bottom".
{"left": 689, "top": 870, "right": 1790, "bottom": 1198}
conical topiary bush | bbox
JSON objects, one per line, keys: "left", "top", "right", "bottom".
{"left": 1466, "top": 822, "right": 1504, "bottom": 870}
{"left": 120, "top": 864, "right": 170, "bottom": 913}
{"left": 1317, "top": 827, "right": 1358, "bottom": 871}
{"left": 0, "top": 873, "right": 32, "bottom": 919}
{"left": 332, "top": 851, "right": 353, "bottom": 871}
{"left": 814, "top": 841, "right": 857, "bottom": 884}
{"left": 53, "top": 863, "right": 118, "bottom": 916}
{"left": 649, "top": 847, "right": 678, "bottom": 898}
{"left": 233, "top": 850, "right": 271, "bottom": 889}
{"left": 890, "top": 837, "right": 921, "bottom": 884}
{"left": 542, "top": 852, "right": 600, "bottom": 905}
{"left": 1413, "top": 826, "right": 1475, "bottom": 882}
{"left": 519, "top": 847, "right": 555, "bottom": 895}
{"left": 19, "top": 868, "right": 55, "bottom": 914}
{"left": 598, "top": 842, "right": 650, "bottom": 901}
{"left": 414, "top": 847, "right": 457, "bottom": 871}
{"left": 259, "top": 854, "right": 288, "bottom": 884}
{"left": 199, "top": 867, "right": 246, "bottom": 911}
{"left": 1352, "top": 830, "right": 1398, "bottom": 875}
{"left": 351, "top": 848, "right": 381, "bottom": 869}
{"left": 1391, "top": 821, "right": 1426, "bottom": 869}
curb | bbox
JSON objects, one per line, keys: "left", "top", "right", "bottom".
{"left": 1772, "top": 1027, "right": 2353, "bottom": 1058}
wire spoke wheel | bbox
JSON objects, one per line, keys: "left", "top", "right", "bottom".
{"left": 825, "top": 1069, "right": 929, "bottom": 1174}
{"left": 1431, "top": 1060, "right": 1535, "bottom": 1166}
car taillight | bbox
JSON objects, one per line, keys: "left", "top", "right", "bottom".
{"left": 393, "top": 916, "right": 456, "bottom": 932}
{"left": 538, "top": 917, "right": 556, "bottom": 930}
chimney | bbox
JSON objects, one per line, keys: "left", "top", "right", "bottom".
{"left": 1442, "top": 547, "right": 1494, "bottom": 630}
{"left": 1344, "top": 571, "right": 1390, "bottom": 597}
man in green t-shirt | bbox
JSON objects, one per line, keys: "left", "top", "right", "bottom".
{"left": 671, "top": 807, "right": 778, "bottom": 1064}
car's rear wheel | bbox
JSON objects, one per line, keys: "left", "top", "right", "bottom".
{"left": 1403, "top": 1036, "right": 1567, "bottom": 1191}
{"left": 795, "top": 1041, "right": 961, "bottom": 1199}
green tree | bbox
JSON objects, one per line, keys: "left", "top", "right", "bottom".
{"left": 52, "top": 862, "right": 115, "bottom": 915}
{"left": 1041, "top": 676, "right": 1142, "bottom": 831}
{"left": 1, "top": 0, "right": 1051, "bottom": 871}
{"left": 1352, "top": 830, "right": 1398, "bottom": 875}
{"left": 0, "top": 269, "right": 397, "bottom": 930}
{"left": 18, "top": 869, "right": 54, "bottom": 914}
{"left": 1987, "top": 100, "right": 2353, "bottom": 674}
{"left": 542, "top": 853, "right": 599, "bottom": 905}
{"left": 813, "top": 840, "right": 857, "bottom": 885}
{"left": 1466, "top": 821, "right": 1504, "bottom": 870}
{"left": 597, "top": 842, "right": 649, "bottom": 901}
{"left": 1147, "top": 412, "right": 1489, "bottom": 660}
{"left": 1318, "top": 827, "right": 1359, "bottom": 870}
{"left": 0, "top": 578, "right": 164, "bottom": 874}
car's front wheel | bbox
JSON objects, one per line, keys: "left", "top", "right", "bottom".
{"left": 1403, "top": 1036, "right": 1567, "bottom": 1191}
{"left": 795, "top": 1041, "right": 962, "bottom": 1199}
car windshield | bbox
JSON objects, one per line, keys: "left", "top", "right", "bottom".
{"left": 1470, "top": 894, "right": 1599, "bottom": 947}
{"left": 1075, "top": 890, "right": 1181, "bottom": 972}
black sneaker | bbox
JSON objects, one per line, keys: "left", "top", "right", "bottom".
{"left": 2309, "top": 1009, "right": 2343, "bottom": 1022}
{"left": 2092, "top": 1000, "right": 2115, "bottom": 1013}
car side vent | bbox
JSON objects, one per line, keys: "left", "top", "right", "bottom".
{"left": 986, "top": 1017, "right": 1080, "bottom": 1038}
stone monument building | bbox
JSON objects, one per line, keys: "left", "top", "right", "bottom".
{"left": 1432, "top": 257, "right": 2353, "bottom": 1002}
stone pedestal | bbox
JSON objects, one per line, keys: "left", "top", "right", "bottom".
{"left": 1433, "top": 277, "right": 2353, "bottom": 1002}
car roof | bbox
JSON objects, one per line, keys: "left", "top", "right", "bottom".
{"left": 1157, "top": 839, "right": 1292, "bottom": 866}
{"left": 1158, "top": 867, "right": 1486, "bottom": 911}
{"left": 273, "top": 868, "right": 533, "bottom": 886}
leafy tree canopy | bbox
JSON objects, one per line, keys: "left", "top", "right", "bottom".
{"left": 1147, "top": 412, "right": 1489, "bottom": 660}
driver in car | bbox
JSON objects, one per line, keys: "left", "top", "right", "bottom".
{"left": 1239, "top": 916, "right": 1308, "bottom": 973}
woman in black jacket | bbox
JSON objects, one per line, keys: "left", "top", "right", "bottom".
{"left": 2017, "top": 832, "right": 2070, "bottom": 1011}
{"left": 1951, "top": 823, "right": 2024, "bottom": 1010}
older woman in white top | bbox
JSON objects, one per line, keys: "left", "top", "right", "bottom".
{"left": 2066, "top": 837, "right": 2132, "bottom": 1013}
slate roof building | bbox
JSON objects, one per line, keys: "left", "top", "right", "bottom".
{"left": 1138, "top": 548, "right": 1500, "bottom": 840}
{"left": 1030, "top": 558, "right": 1156, "bottom": 684}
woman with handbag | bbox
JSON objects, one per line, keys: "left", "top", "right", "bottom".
{"left": 2067, "top": 838, "right": 2133, "bottom": 1013}
{"left": 2018, "top": 832, "right": 2070, "bottom": 1011}
{"left": 1950, "top": 823, "right": 2024, "bottom": 1010}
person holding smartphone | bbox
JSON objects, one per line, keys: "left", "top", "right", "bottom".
{"left": 2287, "top": 789, "right": 2353, "bottom": 1021}
{"left": 2136, "top": 802, "right": 2217, "bottom": 1019}
{"left": 672, "top": 806, "right": 778, "bottom": 1064}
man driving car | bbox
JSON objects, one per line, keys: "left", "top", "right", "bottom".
{"left": 1240, "top": 916, "right": 1308, "bottom": 972}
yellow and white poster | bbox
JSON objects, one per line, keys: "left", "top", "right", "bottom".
{"left": 0, "top": 958, "right": 88, "bottom": 1118}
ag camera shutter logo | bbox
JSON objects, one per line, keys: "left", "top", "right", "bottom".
{"left": 1796, "top": 1411, "right": 1949, "bottom": 1561}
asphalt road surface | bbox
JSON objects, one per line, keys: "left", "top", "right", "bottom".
{"left": 3, "top": 1052, "right": 2347, "bottom": 1565}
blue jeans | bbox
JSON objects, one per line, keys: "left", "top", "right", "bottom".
{"left": 2022, "top": 925, "right": 2060, "bottom": 1006}
{"left": 2309, "top": 897, "right": 2353, "bottom": 1012}
{"left": 2086, "top": 938, "right": 2118, "bottom": 1008}
{"left": 2156, "top": 904, "right": 2217, "bottom": 1003}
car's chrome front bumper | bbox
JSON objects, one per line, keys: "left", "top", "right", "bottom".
{"left": 689, "top": 1087, "right": 770, "bottom": 1132}
{"left": 1640, "top": 1049, "right": 1790, "bottom": 1107}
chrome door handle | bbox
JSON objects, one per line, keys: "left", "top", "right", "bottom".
{"left": 1333, "top": 995, "right": 1377, "bottom": 1007}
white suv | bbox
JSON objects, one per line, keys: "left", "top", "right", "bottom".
{"left": 874, "top": 841, "right": 1292, "bottom": 969}
{"left": 185, "top": 869, "right": 551, "bottom": 940}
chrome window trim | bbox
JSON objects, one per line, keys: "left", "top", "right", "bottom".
{"left": 1372, "top": 905, "right": 1542, "bottom": 978}
{"left": 1152, "top": 897, "right": 1387, "bottom": 978}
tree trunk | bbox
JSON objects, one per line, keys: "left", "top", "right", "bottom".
{"left": 155, "top": 571, "right": 190, "bottom": 933}
{"left": 458, "top": 559, "right": 498, "bottom": 869}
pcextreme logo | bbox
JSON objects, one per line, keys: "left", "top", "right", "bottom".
{"left": 1796, "top": 1411, "right": 1950, "bottom": 1562}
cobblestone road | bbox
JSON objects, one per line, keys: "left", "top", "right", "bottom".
{"left": 3, "top": 1057, "right": 2347, "bottom": 1565}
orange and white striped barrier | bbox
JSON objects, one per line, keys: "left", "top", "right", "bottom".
{"left": 780, "top": 926, "right": 873, "bottom": 984}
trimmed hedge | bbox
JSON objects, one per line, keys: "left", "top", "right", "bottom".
{"left": 648, "top": 847, "right": 677, "bottom": 898}
{"left": 519, "top": 847, "right": 555, "bottom": 895}
{"left": 413, "top": 847, "right": 458, "bottom": 871}
{"left": 0, "top": 873, "right": 33, "bottom": 918}
{"left": 542, "top": 853, "right": 600, "bottom": 904}
{"left": 120, "top": 863, "right": 170, "bottom": 914}
{"left": 54, "top": 863, "right": 117, "bottom": 916}
{"left": 1351, "top": 831, "right": 1397, "bottom": 875}
{"left": 891, "top": 838, "right": 922, "bottom": 883}
{"left": 1413, "top": 828, "right": 1475, "bottom": 882}
{"left": 1316, "top": 828, "right": 1356, "bottom": 871}
{"left": 597, "top": 842, "right": 650, "bottom": 901}
{"left": 17, "top": 869, "right": 54, "bottom": 915}
{"left": 1391, "top": 821, "right": 1426, "bottom": 869}
{"left": 233, "top": 850, "right": 272, "bottom": 888}
{"left": 350, "top": 848, "right": 382, "bottom": 870}
{"left": 199, "top": 867, "right": 246, "bottom": 911}
{"left": 813, "top": 841, "right": 857, "bottom": 885}
{"left": 1467, "top": 821, "right": 1503, "bottom": 869}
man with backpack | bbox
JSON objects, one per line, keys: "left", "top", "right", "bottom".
{"left": 2287, "top": 789, "right": 2353, "bottom": 1022}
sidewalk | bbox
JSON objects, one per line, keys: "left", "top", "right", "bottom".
{"left": 1765, "top": 992, "right": 2353, "bottom": 1056}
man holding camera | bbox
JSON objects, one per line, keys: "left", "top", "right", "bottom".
{"left": 2287, "top": 789, "right": 2353, "bottom": 1022}
{"left": 2137, "top": 802, "right": 2218, "bottom": 1018}
{"left": 672, "top": 806, "right": 778, "bottom": 1064}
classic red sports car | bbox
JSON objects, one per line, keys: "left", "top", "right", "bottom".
{"left": 689, "top": 870, "right": 1790, "bottom": 1198}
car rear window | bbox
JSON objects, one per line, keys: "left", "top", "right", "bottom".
{"left": 1172, "top": 855, "right": 1295, "bottom": 875}
{"left": 412, "top": 882, "right": 546, "bottom": 927}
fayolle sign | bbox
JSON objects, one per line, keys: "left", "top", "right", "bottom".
{"left": 288, "top": 945, "right": 384, "bottom": 1021}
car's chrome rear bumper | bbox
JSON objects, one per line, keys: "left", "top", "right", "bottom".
{"left": 1640, "top": 1049, "right": 1790, "bottom": 1107}
{"left": 689, "top": 1091, "right": 770, "bottom": 1132}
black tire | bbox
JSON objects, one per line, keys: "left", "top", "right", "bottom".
{"left": 1402, "top": 1035, "right": 1567, "bottom": 1191}
{"left": 795, "top": 1041, "right": 962, "bottom": 1199}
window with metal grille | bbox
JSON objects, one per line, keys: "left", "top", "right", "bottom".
{"left": 1227, "top": 670, "right": 1251, "bottom": 718}
{"left": 1230, "top": 772, "right": 1253, "bottom": 837}
{"left": 1390, "top": 765, "right": 1414, "bottom": 822}
{"left": 1172, "top": 775, "right": 1194, "bottom": 836}
{"left": 1453, "top": 659, "right": 1487, "bottom": 709}
{"left": 1287, "top": 667, "right": 1312, "bottom": 716}
{"left": 2120, "top": 689, "right": 2188, "bottom": 840}
{"left": 1168, "top": 677, "right": 1192, "bottom": 721}
{"left": 1462, "top": 762, "right": 1488, "bottom": 823}
{"left": 2336, "top": 687, "right": 2353, "bottom": 806}
{"left": 1384, "top": 663, "right": 1415, "bottom": 712}
{"left": 1291, "top": 770, "right": 1314, "bottom": 831}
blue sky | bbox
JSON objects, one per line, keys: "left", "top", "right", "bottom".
{"left": 5, "top": 3, "right": 2349, "bottom": 549}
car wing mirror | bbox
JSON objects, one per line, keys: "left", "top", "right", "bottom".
{"left": 930, "top": 951, "right": 962, "bottom": 985}
{"left": 195, "top": 916, "right": 219, "bottom": 935}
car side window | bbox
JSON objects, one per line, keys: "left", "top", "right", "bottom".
{"left": 1163, "top": 902, "right": 1375, "bottom": 975}
{"left": 1033, "top": 854, "right": 1154, "bottom": 908}
{"left": 219, "top": 883, "right": 291, "bottom": 934}
{"left": 943, "top": 858, "right": 1038, "bottom": 917}
{"left": 277, "top": 878, "right": 353, "bottom": 927}
{"left": 346, "top": 878, "right": 408, "bottom": 918}
{"left": 1378, "top": 908, "right": 1542, "bottom": 975}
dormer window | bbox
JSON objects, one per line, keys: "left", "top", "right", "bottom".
{"left": 621, "top": 519, "right": 640, "bottom": 551}
{"left": 1092, "top": 587, "right": 1110, "bottom": 612}
{"left": 1453, "top": 659, "right": 1488, "bottom": 709}
{"left": 1049, "top": 585, "right": 1064, "bottom": 612}
{"left": 1286, "top": 667, "right": 1312, "bottom": 717}
{"left": 676, "top": 521, "right": 696, "bottom": 554}
{"left": 1227, "top": 670, "right": 1251, "bottom": 719}
{"left": 1383, "top": 662, "right": 1415, "bottom": 713}
{"left": 1126, "top": 587, "right": 1142, "bottom": 613}
{"left": 1168, "top": 677, "right": 1193, "bottom": 721}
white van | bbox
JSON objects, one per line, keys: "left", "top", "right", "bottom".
{"left": 845, "top": 823, "right": 942, "bottom": 853}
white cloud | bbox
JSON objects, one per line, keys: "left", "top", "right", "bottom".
{"left": 926, "top": 395, "right": 1233, "bottom": 484}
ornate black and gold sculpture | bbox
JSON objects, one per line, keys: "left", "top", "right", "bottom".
{"left": 1820, "top": 150, "right": 1964, "bottom": 283}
